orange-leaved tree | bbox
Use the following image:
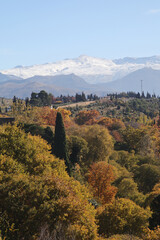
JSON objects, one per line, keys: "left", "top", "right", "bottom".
{"left": 75, "top": 110, "right": 100, "bottom": 125}
{"left": 88, "top": 161, "right": 117, "bottom": 204}
{"left": 97, "top": 117, "right": 125, "bottom": 131}
{"left": 38, "top": 107, "right": 72, "bottom": 127}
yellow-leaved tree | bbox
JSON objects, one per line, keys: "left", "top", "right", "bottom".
{"left": 81, "top": 125, "right": 114, "bottom": 167}
{"left": 0, "top": 124, "right": 98, "bottom": 240}
{"left": 97, "top": 198, "right": 151, "bottom": 238}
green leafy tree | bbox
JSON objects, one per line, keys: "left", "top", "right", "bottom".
{"left": 116, "top": 178, "right": 146, "bottom": 206}
{"left": 68, "top": 125, "right": 114, "bottom": 169}
{"left": 114, "top": 150, "right": 137, "bottom": 171}
{"left": 22, "top": 124, "right": 54, "bottom": 153}
{"left": 30, "top": 90, "right": 53, "bottom": 107}
{"left": 97, "top": 198, "right": 151, "bottom": 238}
{"left": 25, "top": 97, "right": 29, "bottom": 107}
{"left": 68, "top": 135, "right": 88, "bottom": 167}
{"left": 43, "top": 126, "right": 54, "bottom": 149}
{"left": 12, "top": 95, "right": 17, "bottom": 104}
{"left": 149, "top": 194, "right": 160, "bottom": 229}
{"left": 133, "top": 164, "right": 160, "bottom": 194}
{"left": 82, "top": 125, "right": 114, "bottom": 166}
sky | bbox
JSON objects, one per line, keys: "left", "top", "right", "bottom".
{"left": 1, "top": 0, "right": 160, "bottom": 69}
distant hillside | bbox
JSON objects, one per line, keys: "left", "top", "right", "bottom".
{"left": 26, "top": 74, "right": 89, "bottom": 88}
{"left": 0, "top": 79, "right": 76, "bottom": 98}
{"left": 0, "top": 74, "right": 112, "bottom": 98}
{"left": 1, "top": 67, "right": 160, "bottom": 98}
{"left": 104, "top": 67, "right": 160, "bottom": 94}
{"left": 0, "top": 72, "right": 22, "bottom": 83}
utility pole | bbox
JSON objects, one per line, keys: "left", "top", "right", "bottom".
{"left": 141, "top": 80, "right": 143, "bottom": 95}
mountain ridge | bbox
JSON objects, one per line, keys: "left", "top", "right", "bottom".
{"left": 2, "top": 55, "right": 160, "bottom": 83}
{"left": 104, "top": 67, "right": 160, "bottom": 94}
{"left": 1, "top": 56, "right": 160, "bottom": 98}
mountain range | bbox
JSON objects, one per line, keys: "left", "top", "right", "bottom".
{"left": 1, "top": 55, "right": 160, "bottom": 98}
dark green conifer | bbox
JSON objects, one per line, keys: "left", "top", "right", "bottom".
{"left": 149, "top": 194, "right": 160, "bottom": 229}
{"left": 54, "top": 112, "right": 70, "bottom": 174}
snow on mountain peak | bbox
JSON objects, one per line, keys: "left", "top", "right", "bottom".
{"left": 1, "top": 55, "right": 160, "bottom": 83}
{"left": 113, "top": 55, "right": 160, "bottom": 65}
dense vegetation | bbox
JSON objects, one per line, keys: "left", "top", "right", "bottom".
{"left": 1, "top": 92, "right": 160, "bottom": 239}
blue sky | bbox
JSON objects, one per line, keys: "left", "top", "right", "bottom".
{"left": 1, "top": 0, "right": 160, "bottom": 69}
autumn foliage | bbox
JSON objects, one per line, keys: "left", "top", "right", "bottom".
{"left": 11, "top": 105, "right": 72, "bottom": 127}
{"left": 88, "top": 161, "right": 117, "bottom": 204}
{"left": 75, "top": 110, "right": 125, "bottom": 132}
{"left": 39, "top": 107, "right": 72, "bottom": 127}
{"left": 144, "top": 226, "right": 160, "bottom": 240}
{"left": 75, "top": 110, "right": 100, "bottom": 125}
{"left": 0, "top": 124, "right": 98, "bottom": 240}
{"left": 97, "top": 198, "right": 151, "bottom": 238}
{"left": 4, "top": 95, "right": 160, "bottom": 239}
{"left": 97, "top": 117, "right": 125, "bottom": 130}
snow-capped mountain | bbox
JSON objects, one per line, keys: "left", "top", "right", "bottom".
{"left": 113, "top": 56, "right": 160, "bottom": 65}
{"left": 1, "top": 55, "right": 160, "bottom": 98}
{"left": 2, "top": 55, "right": 160, "bottom": 84}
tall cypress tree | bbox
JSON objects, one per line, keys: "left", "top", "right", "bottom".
{"left": 54, "top": 112, "right": 70, "bottom": 174}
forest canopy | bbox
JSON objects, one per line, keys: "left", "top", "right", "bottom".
{"left": 1, "top": 93, "right": 160, "bottom": 239}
